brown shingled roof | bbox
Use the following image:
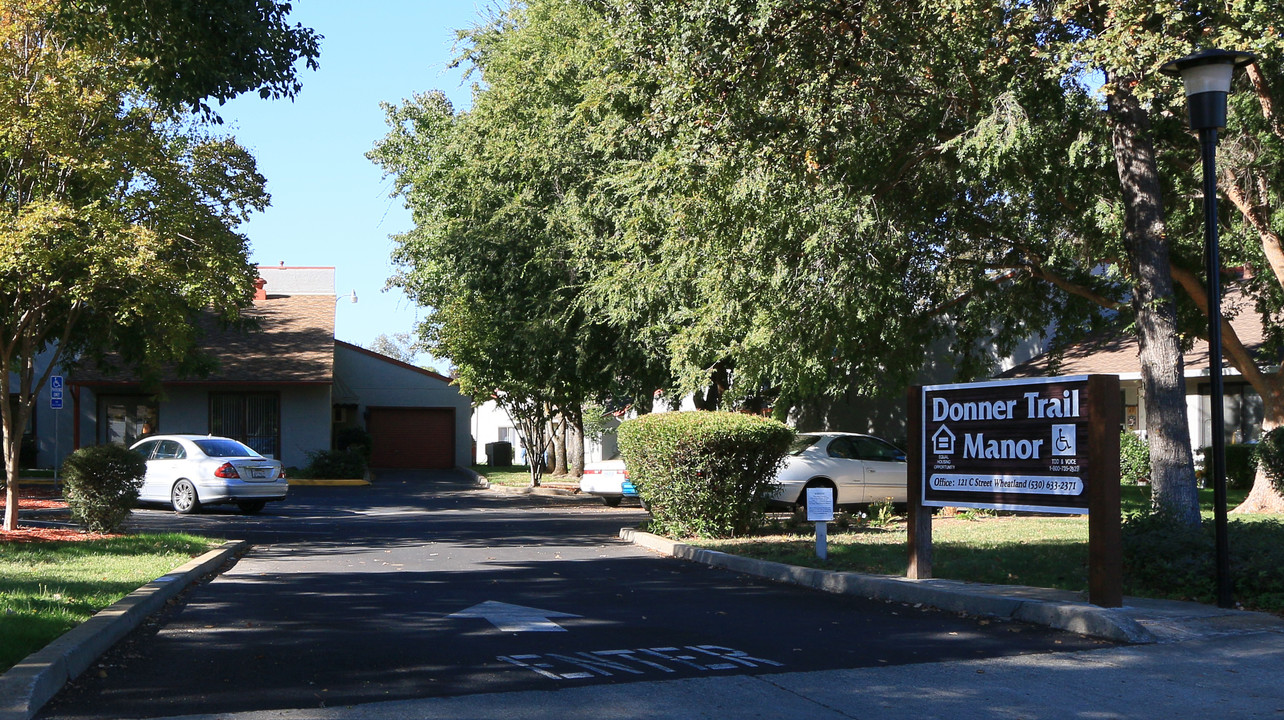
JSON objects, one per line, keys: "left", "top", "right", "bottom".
{"left": 1001, "top": 288, "right": 1273, "bottom": 379}
{"left": 197, "top": 295, "right": 335, "bottom": 383}
{"left": 74, "top": 295, "right": 335, "bottom": 385}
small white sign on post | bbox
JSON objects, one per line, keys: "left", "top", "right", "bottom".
{"left": 805, "top": 488, "right": 835, "bottom": 522}
{"left": 806, "top": 488, "right": 835, "bottom": 560}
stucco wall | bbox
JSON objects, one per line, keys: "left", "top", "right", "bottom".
{"left": 333, "top": 343, "right": 472, "bottom": 467}
{"left": 66, "top": 384, "right": 330, "bottom": 469}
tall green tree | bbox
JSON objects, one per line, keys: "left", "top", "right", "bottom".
{"left": 369, "top": 2, "right": 667, "bottom": 485}
{"left": 0, "top": 0, "right": 293, "bottom": 530}
{"left": 56, "top": 0, "right": 321, "bottom": 117}
{"left": 580, "top": 0, "right": 1284, "bottom": 523}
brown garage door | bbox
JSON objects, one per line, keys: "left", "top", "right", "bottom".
{"left": 367, "top": 407, "right": 455, "bottom": 469}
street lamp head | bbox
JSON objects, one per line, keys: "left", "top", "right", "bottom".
{"left": 1160, "top": 48, "right": 1257, "bottom": 130}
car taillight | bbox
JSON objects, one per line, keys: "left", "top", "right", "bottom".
{"left": 278, "top": 467, "right": 287, "bottom": 479}
{"left": 214, "top": 462, "right": 240, "bottom": 479}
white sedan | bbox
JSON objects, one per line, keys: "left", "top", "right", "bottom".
{"left": 130, "top": 434, "right": 288, "bottom": 514}
{"left": 771, "top": 432, "right": 907, "bottom": 511}
{"left": 579, "top": 459, "right": 638, "bottom": 507}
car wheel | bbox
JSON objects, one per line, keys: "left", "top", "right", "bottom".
{"left": 603, "top": 496, "right": 622, "bottom": 508}
{"left": 237, "top": 500, "right": 267, "bottom": 514}
{"left": 797, "top": 480, "right": 836, "bottom": 514}
{"left": 171, "top": 480, "right": 201, "bottom": 514}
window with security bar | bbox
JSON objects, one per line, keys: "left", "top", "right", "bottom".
{"left": 210, "top": 393, "right": 280, "bottom": 459}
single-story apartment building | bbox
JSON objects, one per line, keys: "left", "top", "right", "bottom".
{"left": 14, "top": 266, "right": 471, "bottom": 471}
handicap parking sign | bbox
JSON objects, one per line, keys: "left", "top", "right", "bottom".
{"left": 50, "top": 375, "right": 64, "bottom": 409}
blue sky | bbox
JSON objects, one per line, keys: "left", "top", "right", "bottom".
{"left": 217, "top": 2, "right": 489, "bottom": 367}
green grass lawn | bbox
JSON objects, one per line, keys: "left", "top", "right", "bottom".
{"left": 693, "top": 484, "right": 1283, "bottom": 610}
{"left": 0, "top": 533, "right": 220, "bottom": 672}
{"left": 471, "top": 464, "right": 580, "bottom": 487}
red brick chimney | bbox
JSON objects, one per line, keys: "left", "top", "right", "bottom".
{"left": 254, "top": 278, "right": 268, "bottom": 301}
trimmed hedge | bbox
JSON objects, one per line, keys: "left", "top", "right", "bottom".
{"left": 61, "top": 444, "right": 146, "bottom": 533}
{"left": 301, "top": 449, "right": 367, "bottom": 479}
{"left": 1197, "top": 443, "right": 1257, "bottom": 489}
{"left": 618, "top": 411, "right": 794, "bottom": 538}
{"left": 1122, "top": 511, "right": 1284, "bottom": 613}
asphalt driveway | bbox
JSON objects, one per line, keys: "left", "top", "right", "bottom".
{"left": 38, "top": 469, "right": 1109, "bottom": 719}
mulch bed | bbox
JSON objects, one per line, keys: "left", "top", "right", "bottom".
{"left": 0, "top": 527, "right": 119, "bottom": 543}
{"left": 0, "top": 485, "right": 86, "bottom": 542}
{"left": 0, "top": 485, "right": 68, "bottom": 512}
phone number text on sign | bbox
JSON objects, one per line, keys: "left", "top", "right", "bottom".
{"left": 929, "top": 474, "right": 1083, "bottom": 495}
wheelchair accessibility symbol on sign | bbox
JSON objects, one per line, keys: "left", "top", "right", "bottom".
{"left": 1051, "top": 424, "right": 1076, "bottom": 457}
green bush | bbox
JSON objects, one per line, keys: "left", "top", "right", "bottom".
{"left": 1119, "top": 431, "right": 1149, "bottom": 485}
{"left": 61, "top": 445, "right": 146, "bottom": 533}
{"left": 1197, "top": 443, "right": 1257, "bottom": 489}
{"left": 1255, "top": 426, "right": 1284, "bottom": 494}
{"left": 1122, "top": 511, "right": 1284, "bottom": 613}
{"left": 334, "top": 426, "right": 372, "bottom": 458}
{"left": 302, "top": 449, "right": 367, "bottom": 479}
{"left": 618, "top": 411, "right": 794, "bottom": 538}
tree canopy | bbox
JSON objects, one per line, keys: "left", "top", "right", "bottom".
{"left": 383, "top": 0, "right": 1284, "bottom": 517}
{"left": 56, "top": 0, "right": 322, "bottom": 117}
{"left": 369, "top": 2, "right": 667, "bottom": 483}
{"left": 0, "top": 0, "right": 314, "bottom": 530}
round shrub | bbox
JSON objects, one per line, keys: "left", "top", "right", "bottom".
{"left": 618, "top": 411, "right": 794, "bottom": 538}
{"left": 1197, "top": 443, "right": 1259, "bottom": 489}
{"left": 334, "top": 426, "right": 373, "bottom": 458}
{"left": 1119, "top": 431, "right": 1149, "bottom": 485}
{"left": 61, "top": 444, "right": 146, "bottom": 533}
{"left": 301, "top": 449, "right": 367, "bottom": 479}
{"left": 1256, "top": 426, "right": 1284, "bottom": 494}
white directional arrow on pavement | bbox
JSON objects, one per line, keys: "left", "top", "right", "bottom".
{"left": 448, "top": 601, "right": 582, "bottom": 632}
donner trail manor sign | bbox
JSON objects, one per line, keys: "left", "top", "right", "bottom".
{"left": 909, "top": 375, "right": 1122, "bottom": 606}
{"left": 924, "top": 376, "right": 1094, "bottom": 514}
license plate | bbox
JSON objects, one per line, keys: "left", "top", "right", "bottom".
{"left": 251, "top": 468, "right": 268, "bottom": 479}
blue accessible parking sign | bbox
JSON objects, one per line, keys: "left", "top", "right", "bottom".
{"left": 50, "top": 375, "right": 64, "bottom": 409}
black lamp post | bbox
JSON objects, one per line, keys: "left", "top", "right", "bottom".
{"left": 1160, "top": 48, "right": 1256, "bottom": 610}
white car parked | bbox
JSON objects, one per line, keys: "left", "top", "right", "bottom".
{"left": 130, "top": 434, "right": 288, "bottom": 514}
{"left": 771, "top": 432, "right": 907, "bottom": 511}
{"left": 579, "top": 459, "right": 637, "bottom": 507}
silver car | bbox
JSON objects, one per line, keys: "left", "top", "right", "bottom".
{"left": 130, "top": 434, "right": 288, "bottom": 514}
{"left": 771, "top": 432, "right": 907, "bottom": 511}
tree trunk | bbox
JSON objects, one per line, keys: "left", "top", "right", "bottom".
{"left": 2, "top": 351, "right": 25, "bottom": 532}
{"left": 1107, "top": 83, "right": 1201, "bottom": 526}
{"left": 3, "top": 409, "right": 18, "bottom": 532}
{"left": 567, "top": 406, "right": 585, "bottom": 477}
{"left": 550, "top": 412, "right": 568, "bottom": 476}
{"left": 1171, "top": 263, "right": 1284, "bottom": 513}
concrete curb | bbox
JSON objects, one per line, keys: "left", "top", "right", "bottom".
{"left": 287, "top": 479, "right": 370, "bottom": 487}
{"left": 458, "top": 467, "right": 490, "bottom": 489}
{"left": 619, "top": 528, "right": 1157, "bottom": 645}
{"left": 489, "top": 484, "right": 581, "bottom": 497}
{"left": 0, "top": 540, "right": 248, "bottom": 720}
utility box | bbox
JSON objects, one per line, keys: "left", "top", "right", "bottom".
{"left": 486, "top": 441, "right": 513, "bottom": 467}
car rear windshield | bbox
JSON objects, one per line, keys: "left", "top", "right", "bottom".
{"left": 788, "top": 435, "right": 821, "bottom": 455}
{"left": 193, "top": 438, "right": 261, "bottom": 458}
